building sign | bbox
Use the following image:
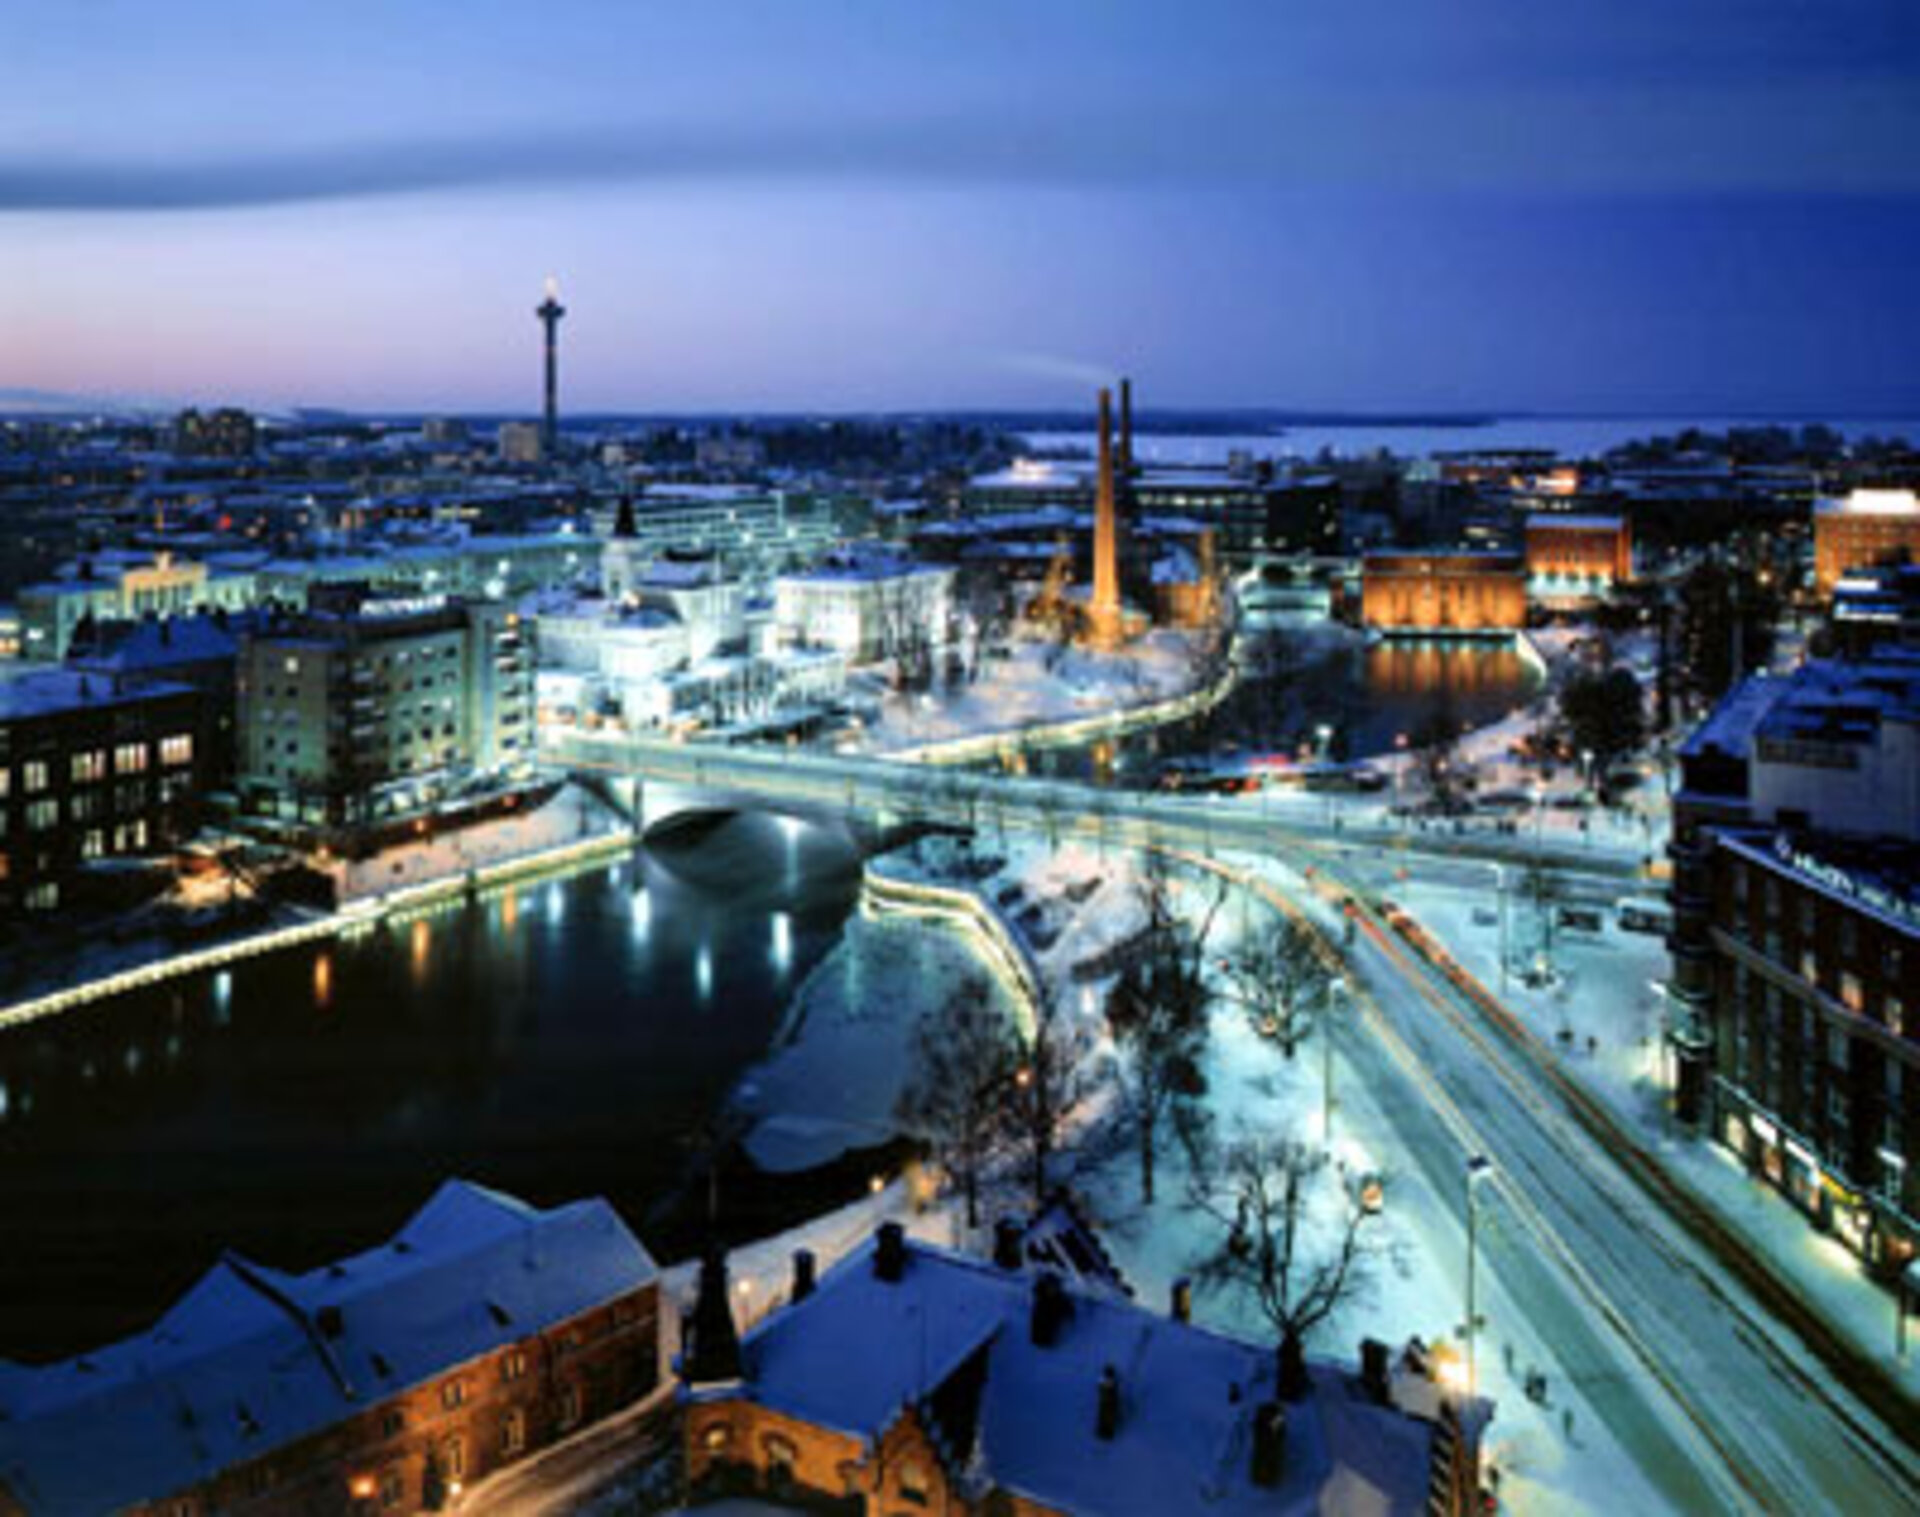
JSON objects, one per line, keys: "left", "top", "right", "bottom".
{"left": 1772, "top": 835, "right": 1920, "bottom": 932}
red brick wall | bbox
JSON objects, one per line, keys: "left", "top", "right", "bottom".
{"left": 120, "top": 1281, "right": 658, "bottom": 1516}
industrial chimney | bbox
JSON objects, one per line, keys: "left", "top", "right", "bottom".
{"left": 1119, "top": 377, "right": 1134, "bottom": 478}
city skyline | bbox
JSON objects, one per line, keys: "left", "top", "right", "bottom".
{"left": 6, "top": 1, "right": 1920, "bottom": 415}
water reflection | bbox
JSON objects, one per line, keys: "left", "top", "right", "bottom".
{"left": 0, "top": 816, "right": 864, "bottom": 1361}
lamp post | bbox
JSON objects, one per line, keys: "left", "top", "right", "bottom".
{"left": 1494, "top": 862, "right": 1509, "bottom": 994}
{"left": 1881, "top": 1147, "right": 1909, "bottom": 1358}
{"left": 1465, "top": 1154, "right": 1493, "bottom": 1397}
{"left": 1322, "top": 976, "right": 1346, "bottom": 1149}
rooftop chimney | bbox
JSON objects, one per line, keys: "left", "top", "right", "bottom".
{"left": 1030, "top": 1271, "right": 1071, "bottom": 1348}
{"left": 1095, "top": 1364, "right": 1121, "bottom": 1441}
{"left": 1170, "top": 1278, "right": 1192, "bottom": 1323}
{"left": 1359, "top": 1339, "right": 1391, "bottom": 1406}
{"left": 993, "top": 1218, "right": 1025, "bottom": 1271}
{"left": 792, "top": 1249, "right": 817, "bottom": 1303}
{"left": 1250, "top": 1402, "right": 1287, "bottom": 1488}
{"left": 874, "top": 1221, "right": 907, "bottom": 1284}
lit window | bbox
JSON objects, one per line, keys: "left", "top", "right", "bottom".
{"left": 441, "top": 1378, "right": 465, "bottom": 1410}
{"left": 22, "top": 760, "right": 48, "bottom": 794}
{"left": 160, "top": 734, "right": 193, "bottom": 766}
{"left": 1841, "top": 973, "right": 1864, "bottom": 1014}
{"left": 443, "top": 1435, "right": 466, "bottom": 1479}
{"left": 500, "top": 1408, "right": 526, "bottom": 1456}
{"left": 115, "top": 743, "right": 148, "bottom": 776}
{"left": 501, "top": 1348, "right": 528, "bottom": 1382}
{"left": 70, "top": 751, "right": 106, "bottom": 784}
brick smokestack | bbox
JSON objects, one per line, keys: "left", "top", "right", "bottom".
{"left": 1091, "top": 387, "right": 1121, "bottom": 639}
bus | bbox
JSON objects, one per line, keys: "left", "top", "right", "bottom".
{"left": 1617, "top": 896, "right": 1673, "bottom": 935}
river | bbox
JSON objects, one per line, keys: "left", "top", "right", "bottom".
{"left": 0, "top": 813, "right": 864, "bottom": 1363}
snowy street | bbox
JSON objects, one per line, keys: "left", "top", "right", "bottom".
{"left": 1274, "top": 857, "right": 1920, "bottom": 1512}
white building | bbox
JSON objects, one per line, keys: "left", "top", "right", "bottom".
{"left": 773, "top": 551, "right": 955, "bottom": 665}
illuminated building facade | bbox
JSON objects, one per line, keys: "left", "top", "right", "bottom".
{"left": 0, "top": 1183, "right": 660, "bottom": 1517}
{"left": 236, "top": 585, "right": 533, "bottom": 832}
{"left": 1359, "top": 551, "right": 1526, "bottom": 633}
{"left": 682, "top": 1222, "right": 1488, "bottom": 1517}
{"left": 0, "top": 668, "right": 209, "bottom": 916}
{"left": 1671, "top": 655, "right": 1920, "bottom": 1280}
{"left": 1523, "top": 513, "right": 1631, "bottom": 609}
{"left": 1814, "top": 489, "right": 1920, "bottom": 597}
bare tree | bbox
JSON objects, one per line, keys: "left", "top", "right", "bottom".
{"left": 1106, "top": 859, "right": 1225, "bottom": 1203}
{"left": 1216, "top": 916, "right": 1335, "bottom": 1060}
{"left": 895, "top": 977, "right": 1022, "bottom": 1230}
{"left": 1189, "top": 1135, "right": 1380, "bottom": 1398}
{"left": 1005, "top": 992, "right": 1098, "bottom": 1208}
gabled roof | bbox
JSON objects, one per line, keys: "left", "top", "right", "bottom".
{"left": 0, "top": 1181, "right": 656, "bottom": 1517}
{"left": 734, "top": 1234, "right": 1447, "bottom": 1517}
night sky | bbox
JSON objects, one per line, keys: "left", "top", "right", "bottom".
{"left": 4, "top": 1, "right": 1919, "bottom": 414}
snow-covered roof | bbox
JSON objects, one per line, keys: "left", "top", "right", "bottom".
{"left": 70, "top": 615, "right": 240, "bottom": 673}
{"left": 0, "top": 667, "right": 197, "bottom": 722}
{"left": 730, "top": 1232, "right": 1451, "bottom": 1517}
{"left": 0, "top": 1181, "right": 656, "bottom": 1516}
{"left": 1816, "top": 488, "right": 1920, "bottom": 518}
{"left": 1525, "top": 513, "right": 1626, "bottom": 531}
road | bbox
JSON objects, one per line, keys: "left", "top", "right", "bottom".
{"left": 1268, "top": 868, "right": 1920, "bottom": 1513}
{"left": 545, "top": 728, "right": 1645, "bottom": 882}
{"left": 548, "top": 727, "right": 1920, "bottom": 1512}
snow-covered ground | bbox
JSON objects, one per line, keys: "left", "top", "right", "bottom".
{"left": 721, "top": 828, "right": 1660, "bottom": 1515}
{"left": 730, "top": 908, "right": 1019, "bottom": 1173}
{"left": 844, "top": 625, "right": 1212, "bottom": 756}
{"left": 324, "top": 782, "right": 630, "bottom": 902}
{"left": 1386, "top": 867, "right": 1920, "bottom": 1402}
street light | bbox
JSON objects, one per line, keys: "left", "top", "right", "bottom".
{"left": 1465, "top": 1154, "right": 1494, "bottom": 1397}
{"left": 1493, "top": 862, "right": 1508, "bottom": 995}
{"left": 1322, "top": 976, "right": 1347, "bottom": 1149}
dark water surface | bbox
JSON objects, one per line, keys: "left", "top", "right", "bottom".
{"left": 0, "top": 814, "right": 861, "bottom": 1362}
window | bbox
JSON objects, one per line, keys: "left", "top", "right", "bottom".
{"left": 559, "top": 1383, "right": 582, "bottom": 1430}
{"left": 1841, "top": 973, "right": 1864, "bottom": 1014}
{"left": 898, "top": 1460, "right": 930, "bottom": 1507}
{"left": 501, "top": 1348, "right": 528, "bottom": 1382}
{"left": 82, "top": 829, "right": 103, "bottom": 860}
{"left": 443, "top": 1435, "right": 466, "bottom": 1480}
{"left": 1829, "top": 1028, "right": 1851, "bottom": 1074}
{"left": 22, "top": 760, "right": 47, "bottom": 794}
{"left": 500, "top": 1408, "right": 526, "bottom": 1456}
{"left": 0, "top": 766, "right": 9, "bottom": 798}
{"left": 26, "top": 799, "right": 58, "bottom": 833}
{"left": 71, "top": 750, "right": 106, "bottom": 784}
{"left": 380, "top": 1469, "right": 405, "bottom": 1509}
{"left": 1889, "top": 997, "right": 1906, "bottom": 1039}
{"left": 284, "top": 655, "right": 301, "bottom": 675}
{"left": 114, "top": 743, "right": 148, "bottom": 775}
{"left": 160, "top": 734, "right": 193, "bottom": 766}
{"left": 381, "top": 1408, "right": 404, "bottom": 1439}
{"left": 441, "top": 1378, "right": 466, "bottom": 1410}
{"left": 763, "top": 1433, "right": 798, "bottom": 1485}
{"left": 1800, "top": 949, "right": 1819, "bottom": 985}
{"left": 25, "top": 882, "right": 56, "bottom": 911}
